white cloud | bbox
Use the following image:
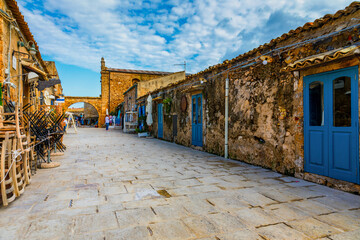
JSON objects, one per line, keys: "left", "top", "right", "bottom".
{"left": 19, "top": 0, "right": 354, "bottom": 74}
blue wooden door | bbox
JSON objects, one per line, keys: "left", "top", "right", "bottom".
{"left": 304, "top": 66, "right": 359, "bottom": 184}
{"left": 158, "top": 103, "right": 163, "bottom": 138}
{"left": 192, "top": 94, "right": 203, "bottom": 146}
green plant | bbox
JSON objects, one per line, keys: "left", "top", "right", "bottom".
{"left": 138, "top": 115, "right": 147, "bottom": 121}
{"left": 163, "top": 97, "right": 172, "bottom": 114}
{"left": 135, "top": 127, "right": 147, "bottom": 133}
{"left": 163, "top": 97, "right": 172, "bottom": 104}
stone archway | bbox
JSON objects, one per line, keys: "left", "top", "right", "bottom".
{"left": 64, "top": 96, "right": 104, "bottom": 125}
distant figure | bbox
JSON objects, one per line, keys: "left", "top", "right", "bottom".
{"left": 63, "top": 118, "right": 68, "bottom": 133}
{"left": 105, "top": 115, "right": 110, "bottom": 131}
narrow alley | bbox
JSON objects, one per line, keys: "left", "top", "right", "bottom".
{"left": 0, "top": 128, "right": 359, "bottom": 240}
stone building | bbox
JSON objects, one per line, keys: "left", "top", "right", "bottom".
{"left": 0, "top": 0, "right": 53, "bottom": 110}
{"left": 0, "top": 0, "right": 65, "bottom": 114}
{"left": 100, "top": 57, "right": 173, "bottom": 115}
{"left": 122, "top": 71, "right": 185, "bottom": 132}
{"left": 139, "top": 2, "right": 360, "bottom": 193}
{"left": 64, "top": 59, "right": 174, "bottom": 126}
{"left": 123, "top": 83, "right": 137, "bottom": 114}
{"left": 38, "top": 61, "right": 63, "bottom": 110}
{"left": 123, "top": 71, "right": 185, "bottom": 113}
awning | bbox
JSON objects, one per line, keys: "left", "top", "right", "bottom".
{"left": 181, "top": 84, "right": 204, "bottom": 93}
{"left": 21, "top": 61, "right": 48, "bottom": 80}
{"left": 152, "top": 96, "right": 163, "bottom": 102}
{"left": 38, "top": 79, "right": 61, "bottom": 91}
{"left": 282, "top": 45, "right": 360, "bottom": 72}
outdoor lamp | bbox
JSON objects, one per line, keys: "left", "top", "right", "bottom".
{"left": 260, "top": 55, "right": 273, "bottom": 65}
{"left": 28, "top": 72, "right": 39, "bottom": 83}
{"left": 28, "top": 41, "right": 37, "bottom": 56}
{"left": 17, "top": 40, "right": 37, "bottom": 56}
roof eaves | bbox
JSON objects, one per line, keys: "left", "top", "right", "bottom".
{"left": 107, "top": 68, "right": 173, "bottom": 75}
{"left": 5, "top": 0, "right": 49, "bottom": 75}
{"left": 123, "top": 84, "right": 137, "bottom": 95}
{"left": 189, "top": 1, "right": 360, "bottom": 77}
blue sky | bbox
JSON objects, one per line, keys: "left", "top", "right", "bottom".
{"left": 19, "top": 0, "right": 354, "bottom": 97}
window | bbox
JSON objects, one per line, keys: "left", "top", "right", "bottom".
{"left": 309, "top": 81, "right": 324, "bottom": 126}
{"left": 197, "top": 97, "right": 202, "bottom": 124}
{"left": 192, "top": 98, "right": 196, "bottom": 123}
{"left": 333, "top": 77, "right": 351, "bottom": 127}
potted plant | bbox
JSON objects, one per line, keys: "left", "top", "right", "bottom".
{"left": 136, "top": 116, "right": 150, "bottom": 137}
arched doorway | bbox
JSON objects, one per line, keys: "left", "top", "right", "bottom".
{"left": 67, "top": 102, "right": 99, "bottom": 127}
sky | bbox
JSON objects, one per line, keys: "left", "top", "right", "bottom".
{"left": 18, "top": 0, "right": 354, "bottom": 97}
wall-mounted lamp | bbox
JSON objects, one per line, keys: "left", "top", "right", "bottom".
{"left": 28, "top": 72, "right": 39, "bottom": 83}
{"left": 17, "top": 40, "right": 37, "bottom": 56}
{"left": 260, "top": 55, "right": 274, "bottom": 65}
{"left": 199, "top": 78, "right": 207, "bottom": 84}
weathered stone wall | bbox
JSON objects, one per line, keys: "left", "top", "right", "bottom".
{"left": 0, "top": 0, "right": 5, "bottom": 86}
{"left": 225, "top": 60, "right": 295, "bottom": 174}
{"left": 84, "top": 102, "right": 99, "bottom": 118}
{"left": 145, "top": 4, "right": 360, "bottom": 193}
{"left": 123, "top": 85, "right": 137, "bottom": 113}
{"left": 138, "top": 71, "right": 185, "bottom": 98}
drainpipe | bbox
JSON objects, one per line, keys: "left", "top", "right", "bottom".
{"left": 17, "top": 39, "right": 22, "bottom": 108}
{"left": 6, "top": 23, "right": 12, "bottom": 98}
{"left": 224, "top": 74, "right": 229, "bottom": 159}
{"left": 7, "top": 23, "right": 11, "bottom": 76}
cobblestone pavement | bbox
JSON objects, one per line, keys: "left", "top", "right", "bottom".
{"left": 0, "top": 128, "right": 360, "bottom": 240}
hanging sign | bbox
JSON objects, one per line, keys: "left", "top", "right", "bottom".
{"left": 12, "top": 55, "right": 17, "bottom": 70}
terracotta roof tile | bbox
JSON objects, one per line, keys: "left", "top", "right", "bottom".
{"left": 107, "top": 68, "right": 173, "bottom": 75}
{"left": 283, "top": 45, "right": 360, "bottom": 71}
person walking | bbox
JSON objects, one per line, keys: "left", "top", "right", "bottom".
{"left": 63, "top": 118, "right": 68, "bottom": 133}
{"left": 105, "top": 115, "right": 110, "bottom": 131}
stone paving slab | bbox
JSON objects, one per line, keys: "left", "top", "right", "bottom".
{"left": 0, "top": 128, "right": 359, "bottom": 240}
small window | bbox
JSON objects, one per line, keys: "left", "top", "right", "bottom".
{"left": 197, "top": 97, "right": 202, "bottom": 124}
{"left": 192, "top": 98, "right": 196, "bottom": 123}
{"left": 309, "top": 81, "right": 324, "bottom": 126}
{"left": 333, "top": 77, "right": 351, "bottom": 127}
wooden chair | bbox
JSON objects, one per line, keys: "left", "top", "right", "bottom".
{"left": 0, "top": 132, "right": 16, "bottom": 206}
{"left": 10, "top": 136, "right": 25, "bottom": 197}
{"left": 29, "top": 135, "right": 37, "bottom": 174}
{"left": 0, "top": 105, "right": 30, "bottom": 198}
